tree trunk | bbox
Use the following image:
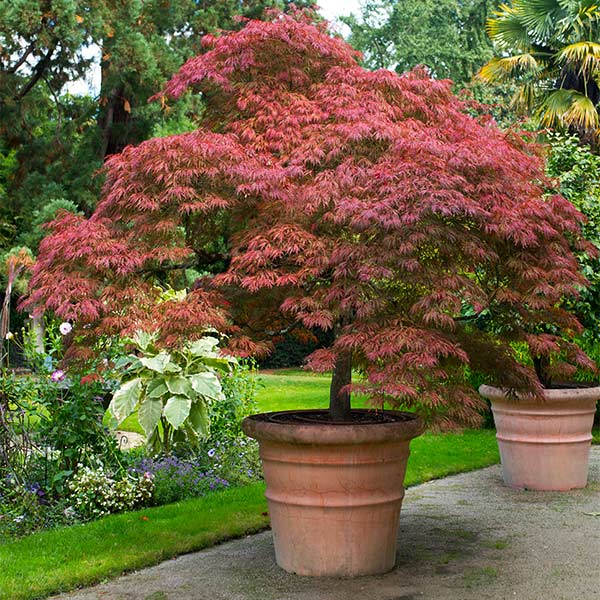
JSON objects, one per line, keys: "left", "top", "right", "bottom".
{"left": 533, "top": 355, "right": 551, "bottom": 388}
{"left": 329, "top": 349, "right": 352, "bottom": 421}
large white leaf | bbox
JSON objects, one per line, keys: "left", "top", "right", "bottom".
{"left": 138, "top": 398, "right": 162, "bottom": 438}
{"left": 146, "top": 378, "right": 168, "bottom": 399}
{"left": 139, "top": 352, "right": 174, "bottom": 374}
{"left": 201, "top": 356, "right": 236, "bottom": 374}
{"left": 163, "top": 395, "right": 192, "bottom": 429}
{"left": 109, "top": 378, "right": 142, "bottom": 424}
{"left": 188, "top": 402, "right": 210, "bottom": 437}
{"left": 187, "top": 337, "right": 220, "bottom": 357}
{"left": 133, "top": 330, "right": 158, "bottom": 352}
{"left": 165, "top": 376, "right": 194, "bottom": 398}
{"left": 189, "top": 372, "right": 222, "bottom": 399}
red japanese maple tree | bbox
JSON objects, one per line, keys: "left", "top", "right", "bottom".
{"left": 25, "top": 11, "right": 595, "bottom": 425}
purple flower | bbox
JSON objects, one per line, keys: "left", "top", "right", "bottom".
{"left": 51, "top": 370, "right": 65, "bottom": 382}
{"left": 207, "top": 448, "right": 216, "bottom": 458}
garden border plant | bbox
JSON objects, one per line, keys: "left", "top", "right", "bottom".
{"left": 25, "top": 9, "right": 599, "bottom": 577}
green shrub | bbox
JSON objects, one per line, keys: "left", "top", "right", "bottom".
{"left": 109, "top": 332, "right": 235, "bottom": 454}
{"left": 209, "top": 359, "right": 259, "bottom": 444}
{"left": 546, "top": 133, "right": 600, "bottom": 336}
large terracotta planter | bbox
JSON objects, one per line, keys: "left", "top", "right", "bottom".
{"left": 479, "top": 384, "right": 600, "bottom": 491}
{"left": 242, "top": 410, "right": 424, "bottom": 576}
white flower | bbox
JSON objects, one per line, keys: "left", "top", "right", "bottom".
{"left": 59, "top": 322, "right": 73, "bottom": 335}
{"left": 5, "top": 332, "right": 13, "bottom": 340}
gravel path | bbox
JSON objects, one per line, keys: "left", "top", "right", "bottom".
{"left": 55, "top": 448, "right": 600, "bottom": 600}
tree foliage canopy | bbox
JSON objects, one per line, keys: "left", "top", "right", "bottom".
{"left": 26, "top": 12, "right": 594, "bottom": 426}
{"left": 343, "top": 0, "right": 495, "bottom": 85}
{"left": 0, "top": 0, "right": 314, "bottom": 251}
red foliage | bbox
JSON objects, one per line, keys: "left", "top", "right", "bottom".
{"left": 25, "top": 13, "right": 596, "bottom": 426}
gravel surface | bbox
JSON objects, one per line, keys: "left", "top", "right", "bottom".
{"left": 55, "top": 448, "right": 600, "bottom": 600}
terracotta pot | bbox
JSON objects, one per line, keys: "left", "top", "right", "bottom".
{"left": 242, "top": 410, "right": 424, "bottom": 576}
{"left": 479, "top": 384, "right": 600, "bottom": 491}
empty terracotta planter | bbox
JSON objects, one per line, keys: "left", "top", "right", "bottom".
{"left": 242, "top": 410, "right": 424, "bottom": 577}
{"left": 479, "top": 384, "right": 600, "bottom": 491}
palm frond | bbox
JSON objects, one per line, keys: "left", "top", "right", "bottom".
{"left": 537, "top": 88, "right": 599, "bottom": 130}
{"left": 537, "top": 88, "right": 575, "bottom": 126}
{"left": 513, "top": 0, "right": 563, "bottom": 43}
{"left": 478, "top": 54, "right": 541, "bottom": 83}
{"left": 556, "top": 41, "right": 600, "bottom": 77}
{"left": 487, "top": 4, "right": 532, "bottom": 51}
{"left": 557, "top": 1, "right": 600, "bottom": 41}
{"left": 511, "top": 82, "right": 538, "bottom": 112}
{"left": 563, "top": 92, "right": 599, "bottom": 128}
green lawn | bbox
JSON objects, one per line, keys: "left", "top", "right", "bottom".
{"left": 255, "top": 368, "right": 333, "bottom": 412}
{"left": 3, "top": 369, "right": 518, "bottom": 599}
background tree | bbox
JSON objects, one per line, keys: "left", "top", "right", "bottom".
{"left": 343, "top": 0, "right": 496, "bottom": 86}
{"left": 0, "top": 0, "right": 316, "bottom": 253}
{"left": 478, "top": 0, "right": 600, "bottom": 145}
{"left": 26, "top": 13, "right": 594, "bottom": 426}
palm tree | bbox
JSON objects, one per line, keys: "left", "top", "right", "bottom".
{"left": 478, "top": 0, "right": 600, "bottom": 144}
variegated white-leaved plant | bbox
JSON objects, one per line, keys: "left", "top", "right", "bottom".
{"left": 109, "top": 331, "right": 235, "bottom": 453}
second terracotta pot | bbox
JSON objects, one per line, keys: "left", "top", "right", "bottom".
{"left": 480, "top": 384, "right": 600, "bottom": 491}
{"left": 242, "top": 410, "right": 424, "bottom": 577}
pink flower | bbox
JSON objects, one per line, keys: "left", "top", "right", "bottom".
{"left": 51, "top": 370, "right": 65, "bottom": 382}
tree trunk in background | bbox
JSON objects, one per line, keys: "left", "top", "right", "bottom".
{"left": 98, "top": 84, "right": 132, "bottom": 158}
{"left": 32, "top": 314, "right": 44, "bottom": 354}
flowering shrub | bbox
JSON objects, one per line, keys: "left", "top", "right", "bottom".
{"left": 131, "top": 454, "right": 227, "bottom": 505}
{"left": 2, "top": 317, "right": 123, "bottom": 492}
{"left": 201, "top": 438, "right": 262, "bottom": 488}
{"left": 0, "top": 474, "right": 80, "bottom": 538}
{"left": 130, "top": 438, "right": 261, "bottom": 505}
{"left": 0, "top": 477, "right": 46, "bottom": 537}
{"left": 68, "top": 464, "right": 154, "bottom": 520}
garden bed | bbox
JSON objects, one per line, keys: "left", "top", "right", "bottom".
{"left": 1, "top": 427, "right": 500, "bottom": 600}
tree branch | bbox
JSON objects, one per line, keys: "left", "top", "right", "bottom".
{"left": 7, "top": 38, "right": 38, "bottom": 74}
{"left": 14, "top": 42, "right": 57, "bottom": 102}
{"left": 138, "top": 250, "right": 229, "bottom": 276}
